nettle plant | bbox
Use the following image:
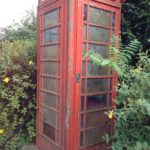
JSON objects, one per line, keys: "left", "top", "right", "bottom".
{"left": 86, "top": 38, "right": 150, "bottom": 150}
{"left": 0, "top": 40, "right": 36, "bottom": 150}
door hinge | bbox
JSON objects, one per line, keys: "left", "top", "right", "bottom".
{"left": 76, "top": 74, "right": 80, "bottom": 83}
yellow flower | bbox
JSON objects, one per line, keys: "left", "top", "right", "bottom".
{"left": 123, "top": 101, "right": 126, "bottom": 106}
{"left": 107, "top": 110, "right": 114, "bottom": 119}
{"left": 28, "top": 61, "right": 33, "bottom": 65}
{"left": 0, "top": 129, "right": 4, "bottom": 134}
{"left": 3, "top": 77, "right": 10, "bottom": 83}
{"left": 138, "top": 99, "right": 143, "bottom": 105}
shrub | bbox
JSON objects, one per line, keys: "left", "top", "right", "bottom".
{"left": 87, "top": 39, "right": 150, "bottom": 150}
{"left": 0, "top": 40, "right": 36, "bottom": 150}
{"left": 112, "top": 53, "right": 150, "bottom": 150}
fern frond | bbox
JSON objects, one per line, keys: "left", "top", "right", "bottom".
{"left": 86, "top": 51, "right": 123, "bottom": 77}
{"left": 124, "top": 39, "right": 141, "bottom": 53}
{"left": 85, "top": 37, "right": 141, "bottom": 77}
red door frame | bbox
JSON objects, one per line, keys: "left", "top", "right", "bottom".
{"left": 71, "top": 0, "right": 121, "bottom": 150}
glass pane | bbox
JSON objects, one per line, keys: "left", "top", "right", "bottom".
{"left": 80, "top": 132, "right": 84, "bottom": 147}
{"left": 57, "top": 113, "right": 60, "bottom": 127}
{"left": 44, "top": 45, "right": 58, "bottom": 59}
{"left": 43, "top": 122, "right": 55, "bottom": 141}
{"left": 81, "top": 96, "right": 84, "bottom": 111}
{"left": 112, "top": 12, "right": 116, "bottom": 27}
{"left": 89, "top": 26, "right": 110, "bottom": 42}
{"left": 43, "top": 92, "right": 56, "bottom": 108}
{"left": 80, "top": 114, "right": 84, "bottom": 129}
{"left": 44, "top": 107, "right": 56, "bottom": 126}
{"left": 44, "top": 62, "right": 59, "bottom": 76}
{"left": 83, "top": 25, "right": 87, "bottom": 40}
{"left": 88, "top": 62, "right": 100, "bottom": 76}
{"left": 90, "top": 7, "right": 111, "bottom": 26}
{"left": 83, "top": 43, "right": 86, "bottom": 52}
{"left": 44, "top": 77, "right": 57, "bottom": 92}
{"left": 84, "top": 5, "right": 88, "bottom": 21}
{"left": 44, "top": 28, "right": 58, "bottom": 43}
{"left": 82, "top": 79, "right": 85, "bottom": 93}
{"left": 87, "top": 79, "right": 108, "bottom": 93}
{"left": 110, "top": 78, "right": 112, "bottom": 91}
{"left": 88, "top": 62, "right": 110, "bottom": 76}
{"left": 82, "top": 61, "right": 86, "bottom": 76}
{"left": 89, "top": 44, "right": 109, "bottom": 58}
{"left": 85, "top": 126, "right": 107, "bottom": 145}
{"left": 87, "top": 94, "right": 107, "bottom": 110}
{"left": 109, "top": 94, "right": 112, "bottom": 107}
{"left": 86, "top": 111, "right": 107, "bottom": 127}
{"left": 44, "top": 9, "right": 58, "bottom": 28}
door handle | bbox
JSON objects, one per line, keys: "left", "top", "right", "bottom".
{"left": 76, "top": 74, "right": 80, "bottom": 83}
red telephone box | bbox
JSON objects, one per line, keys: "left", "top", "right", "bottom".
{"left": 36, "top": 0, "right": 123, "bottom": 150}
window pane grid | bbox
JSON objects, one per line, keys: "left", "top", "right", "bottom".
{"left": 80, "top": 4, "right": 116, "bottom": 148}
{"left": 39, "top": 7, "right": 61, "bottom": 145}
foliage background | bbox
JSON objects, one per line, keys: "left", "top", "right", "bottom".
{"left": 113, "top": 52, "right": 150, "bottom": 150}
{"left": 0, "top": 11, "right": 37, "bottom": 149}
{"left": 121, "top": 0, "right": 150, "bottom": 53}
